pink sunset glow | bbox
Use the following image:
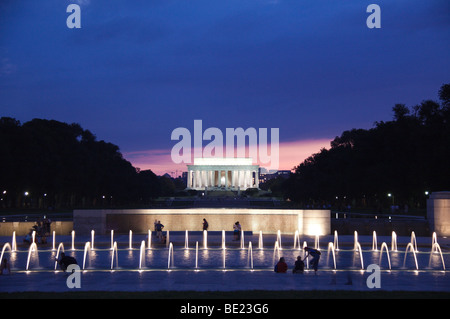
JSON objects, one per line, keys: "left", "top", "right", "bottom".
{"left": 124, "top": 138, "right": 331, "bottom": 177}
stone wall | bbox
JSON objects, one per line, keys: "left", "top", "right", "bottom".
{"left": 0, "top": 221, "right": 73, "bottom": 236}
{"left": 427, "top": 192, "right": 450, "bottom": 236}
{"left": 73, "top": 208, "right": 331, "bottom": 235}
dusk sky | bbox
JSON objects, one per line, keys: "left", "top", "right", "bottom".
{"left": 1, "top": 0, "right": 449, "bottom": 175}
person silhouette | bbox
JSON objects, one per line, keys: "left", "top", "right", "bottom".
{"left": 304, "top": 247, "right": 321, "bottom": 273}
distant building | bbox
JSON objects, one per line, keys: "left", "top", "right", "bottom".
{"left": 187, "top": 157, "right": 259, "bottom": 191}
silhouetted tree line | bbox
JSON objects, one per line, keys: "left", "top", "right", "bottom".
{"left": 0, "top": 118, "right": 181, "bottom": 209}
{"left": 284, "top": 84, "right": 450, "bottom": 213}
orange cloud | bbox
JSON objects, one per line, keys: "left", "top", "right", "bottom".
{"left": 123, "top": 138, "right": 331, "bottom": 176}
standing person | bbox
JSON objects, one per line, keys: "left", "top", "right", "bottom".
{"left": 155, "top": 221, "right": 164, "bottom": 241}
{"left": 293, "top": 256, "right": 305, "bottom": 274}
{"left": 274, "top": 257, "right": 288, "bottom": 273}
{"left": 233, "top": 221, "right": 241, "bottom": 240}
{"left": 304, "top": 247, "right": 321, "bottom": 273}
{"left": 202, "top": 218, "right": 209, "bottom": 231}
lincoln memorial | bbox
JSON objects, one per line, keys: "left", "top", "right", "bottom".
{"left": 187, "top": 157, "right": 259, "bottom": 191}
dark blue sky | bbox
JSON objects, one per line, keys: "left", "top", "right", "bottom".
{"left": 1, "top": 0, "right": 449, "bottom": 173}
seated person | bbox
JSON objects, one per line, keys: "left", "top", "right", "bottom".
{"left": 274, "top": 257, "right": 288, "bottom": 273}
{"left": 293, "top": 256, "right": 305, "bottom": 274}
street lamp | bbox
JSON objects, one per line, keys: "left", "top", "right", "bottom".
{"left": 387, "top": 193, "right": 394, "bottom": 205}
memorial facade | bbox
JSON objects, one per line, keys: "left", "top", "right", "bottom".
{"left": 187, "top": 158, "right": 259, "bottom": 191}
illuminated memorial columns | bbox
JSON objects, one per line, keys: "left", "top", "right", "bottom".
{"left": 187, "top": 158, "right": 259, "bottom": 190}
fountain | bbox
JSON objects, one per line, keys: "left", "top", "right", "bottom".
{"left": 52, "top": 231, "right": 56, "bottom": 251}
{"left": 333, "top": 230, "right": 339, "bottom": 251}
{"left": 391, "top": 231, "right": 398, "bottom": 252}
{"left": 166, "top": 231, "right": 170, "bottom": 248}
{"left": 353, "top": 242, "right": 364, "bottom": 270}
{"left": 54, "top": 243, "right": 65, "bottom": 270}
{"left": 222, "top": 247, "right": 226, "bottom": 270}
{"left": 302, "top": 241, "right": 309, "bottom": 269}
{"left": 294, "top": 230, "right": 300, "bottom": 250}
{"left": 71, "top": 230, "right": 75, "bottom": 250}
{"left": 314, "top": 234, "right": 320, "bottom": 250}
{"left": 32, "top": 231, "right": 36, "bottom": 244}
{"left": 379, "top": 242, "right": 392, "bottom": 270}
{"left": 195, "top": 241, "right": 199, "bottom": 269}
{"left": 111, "top": 241, "right": 118, "bottom": 270}
{"left": 0, "top": 243, "right": 12, "bottom": 265}
{"left": 185, "top": 230, "right": 189, "bottom": 249}
{"left": 372, "top": 231, "right": 378, "bottom": 251}
{"left": 429, "top": 242, "right": 446, "bottom": 270}
{"left": 129, "top": 230, "right": 133, "bottom": 250}
{"left": 326, "top": 242, "right": 337, "bottom": 270}
{"left": 272, "top": 241, "right": 280, "bottom": 267}
{"left": 410, "top": 231, "right": 418, "bottom": 252}
{"left": 82, "top": 242, "right": 91, "bottom": 270}
{"left": 1, "top": 228, "right": 448, "bottom": 277}
{"left": 247, "top": 242, "right": 253, "bottom": 270}
{"left": 147, "top": 230, "right": 152, "bottom": 249}
{"left": 168, "top": 242, "right": 174, "bottom": 269}
{"left": 353, "top": 231, "right": 359, "bottom": 251}
{"left": 240, "top": 230, "right": 245, "bottom": 249}
{"left": 11, "top": 231, "right": 17, "bottom": 252}
{"left": 277, "top": 230, "right": 282, "bottom": 250}
{"left": 26, "top": 242, "right": 38, "bottom": 271}
{"left": 432, "top": 232, "right": 439, "bottom": 253}
{"left": 139, "top": 240, "right": 146, "bottom": 270}
{"left": 203, "top": 230, "right": 208, "bottom": 250}
{"left": 403, "top": 243, "right": 419, "bottom": 270}
{"left": 222, "top": 230, "right": 226, "bottom": 250}
{"left": 258, "top": 231, "right": 263, "bottom": 250}
{"left": 91, "top": 230, "right": 95, "bottom": 250}
{"left": 110, "top": 230, "right": 114, "bottom": 250}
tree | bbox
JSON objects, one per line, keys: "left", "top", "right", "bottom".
{"left": 392, "top": 104, "right": 410, "bottom": 121}
{"left": 0, "top": 118, "right": 162, "bottom": 209}
{"left": 285, "top": 83, "right": 450, "bottom": 213}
